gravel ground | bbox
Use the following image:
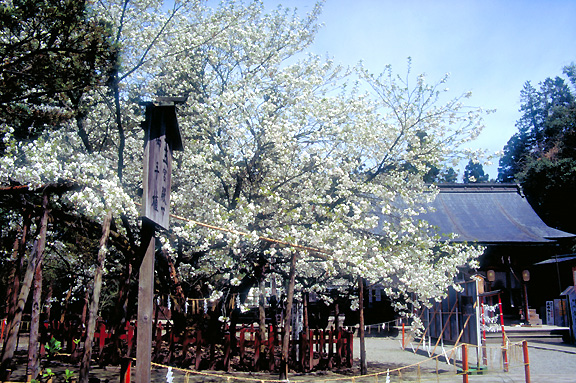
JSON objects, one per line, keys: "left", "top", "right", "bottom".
{"left": 354, "top": 336, "right": 576, "bottom": 383}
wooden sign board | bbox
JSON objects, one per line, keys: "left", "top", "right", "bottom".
{"left": 142, "top": 104, "right": 183, "bottom": 229}
{"left": 143, "top": 134, "right": 172, "bottom": 229}
{"left": 546, "top": 300, "right": 554, "bottom": 325}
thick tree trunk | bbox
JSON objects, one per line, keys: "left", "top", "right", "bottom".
{"left": 279, "top": 252, "right": 297, "bottom": 380}
{"left": 334, "top": 302, "right": 340, "bottom": 330}
{"left": 258, "top": 279, "right": 267, "bottom": 342}
{"left": 79, "top": 211, "right": 113, "bottom": 383}
{"left": 358, "top": 276, "right": 367, "bottom": 375}
{"left": 113, "top": 75, "right": 125, "bottom": 182}
{"left": 0, "top": 193, "right": 49, "bottom": 381}
{"left": 163, "top": 248, "right": 186, "bottom": 312}
{"left": 303, "top": 292, "right": 309, "bottom": 333}
{"left": 27, "top": 261, "right": 42, "bottom": 381}
{"left": 59, "top": 285, "right": 73, "bottom": 324}
{"left": 5, "top": 208, "right": 32, "bottom": 320}
{"left": 44, "top": 284, "right": 53, "bottom": 323}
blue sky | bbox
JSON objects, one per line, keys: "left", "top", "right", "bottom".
{"left": 267, "top": 0, "right": 576, "bottom": 179}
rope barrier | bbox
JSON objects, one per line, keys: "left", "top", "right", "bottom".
{"left": 134, "top": 201, "right": 334, "bottom": 257}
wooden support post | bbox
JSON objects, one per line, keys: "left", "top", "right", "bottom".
{"left": 358, "top": 276, "right": 367, "bottom": 375}
{"left": 137, "top": 98, "right": 183, "bottom": 380}
{"left": 80, "top": 211, "right": 112, "bottom": 383}
{"left": 308, "top": 330, "right": 313, "bottom": 370}
{"left": 195, "top": 330, "right": 202, "bottom": 370}
{"left": 448, "top": 314, "right": 472, "bottom": 361}
{"left": 154, "top": 322, "right": 163, "bottom": 357}
{"left": 523, "top": 282, "right": 530, "bottom": 326}
{"left": 26, "top": 254, "right": 42, "bottom": 381}
{"left": 336, "top": 328, "right": 342, "bottom": 366}
{"left": 279, "top": 251, "right": 297, "bottom": 380}
{"left": 346, "top": 330, "right": 353, "bottom": 368}
{"left": 498, "top": 294, "right": 508, "bottom": 372}
{"left": 268, "top": 325, "right": 275, "bottom": 371}
{"left": 319, "top": 329, "right": 325, "bottom": 359}
{"left": 431, "top": 301, "right": 459, "bottom": 356}
{"left": 415, "top": 304, "right": 439, "bottom": 353}
{"left": 1, "top": 193, "right": 49, "bottom": 382}
{"left": 299, "top": 330, "right": 306, "bottom": 371}
{"left": 402, "top": 321, "right": 405, "bottom": 349}
{"left": 135, "top": 223, "right": 155, "bottom": 383}
{"left": 254, "top": 330, "right": 261, "bottom": 371}
{"left": 327, "top": 328, "right": 333, "bottom": 368}
{"left": 239, "top": 328, "right": 245, "bottom": 365}
{"left": 223, "top": 332, "right": 231, "bottom": 372}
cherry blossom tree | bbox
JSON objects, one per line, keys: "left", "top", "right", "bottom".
{"left": 0, "top": 0, "right": 486, "bottom": 364}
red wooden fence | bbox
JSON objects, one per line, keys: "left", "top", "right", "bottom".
{"left": 39, "top": 320, "right": 353, "bottom": 372}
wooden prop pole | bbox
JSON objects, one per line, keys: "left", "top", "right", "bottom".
{"left": 279, "top": 251, "right": 297, "bottom": 380}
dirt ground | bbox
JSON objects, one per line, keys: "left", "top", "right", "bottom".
{"left": 3, "top": 334, "right": 576, "bottom": 382}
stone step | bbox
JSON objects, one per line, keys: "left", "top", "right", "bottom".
{"left": 485, "top": 325, "right": 569, "bottom": 342}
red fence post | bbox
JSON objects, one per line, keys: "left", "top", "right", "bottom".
{"left": 462, "top": 344, "right": 469, "bottom": 383}
{"left": 336, "top": 328, "right": 342, "bottom": 366}
{"left": 328, "top": 328, "right": 334, "bottom": 368}
{"left": 319, "top": 329, "right": 325, "bottom": 359}
{"left": 347, "top": 330, "right": 353, "bottom": 367}
{"left": 268, "top": 325, "right": 276, "bottom": 371}
{"left": 0, "top": 318, "right": 5, "bottom": 343}
{"left": 120, "top": 357, "right": 131, "bottom": 383}
{"left": 254, "top": 329, "right": 261, "bottom": 371}
{"left": 239, "top": 328, "right": 246, "bottom": 365}
{"left": 95, "top": 322, "right": 108, "bottom": 355}
{"left": 523, "top": 340, "right": 531, "bottom": 383}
